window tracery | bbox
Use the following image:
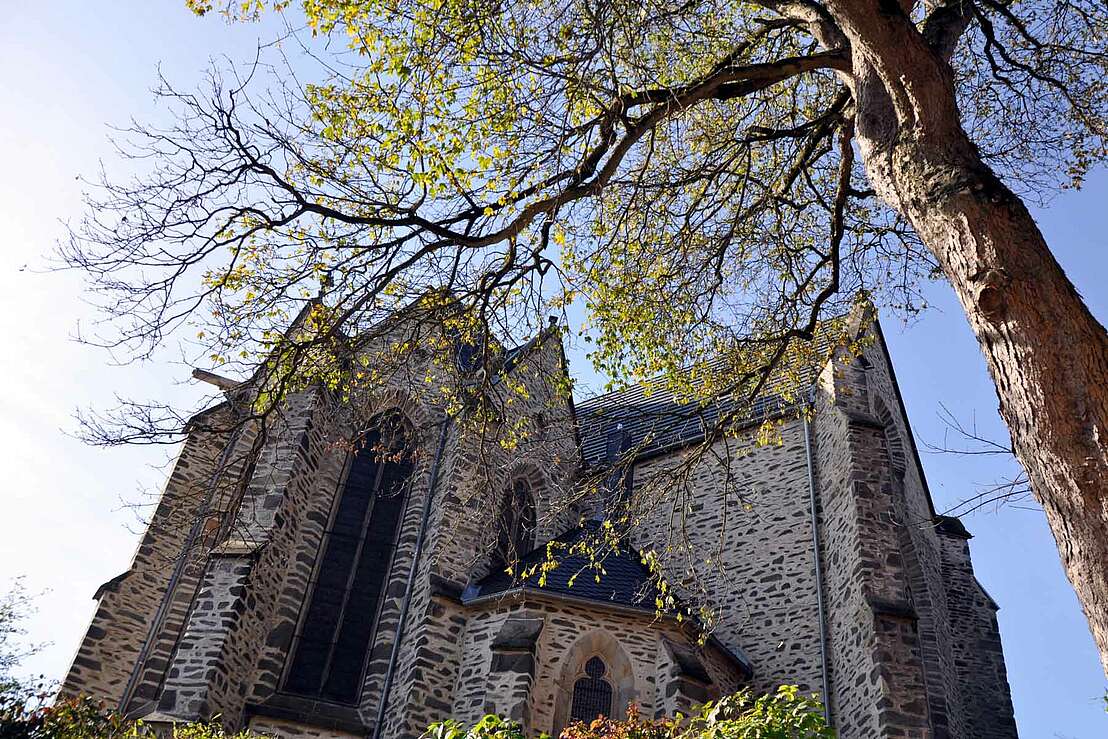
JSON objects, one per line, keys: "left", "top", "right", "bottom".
{"left": 570, "top": 655, "right": 613, "bottom": 723}
{"left": 492, "top": 477, "right": 536, "bottom": 572}
{"left": 284, "top": 410, "right": 415, "bottom": 704}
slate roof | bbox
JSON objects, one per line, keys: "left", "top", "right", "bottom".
{"left": 576, "top": 385, "right": 788, "bottom": 468}
{"left": 573, "top": 327, "right": 843, "bottom": 467}
{"left": 464, "top": 524, "right": 756, "bottom": 679}
{"left": 464, "top": 522, "right": 659, "bottom": 610}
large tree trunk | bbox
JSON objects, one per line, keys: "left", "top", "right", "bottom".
{"left": 886, "top": 128, "right": 1108, "bottom": 678}
{"left": 822, "top": 0, "right": 1108, "bottom": 676}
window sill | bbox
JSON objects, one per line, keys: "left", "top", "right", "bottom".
{"left": 244, "top": 693, "right": 368, "bottom": 735}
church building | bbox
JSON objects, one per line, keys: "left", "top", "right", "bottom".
{"left": 61, "top": 308, "right": 1019, "bottom": 738}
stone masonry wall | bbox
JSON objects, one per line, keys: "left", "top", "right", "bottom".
{"left": 64, "top": 315, "right": 1017, "bottom": 739}
{"left": 450, "top": 596, "right": 744, "bottom": 737}
{"left": 239, "top": 390, "right": 355, "bottom": 709}
{"left": 157, "top": 380, "right": 450, "bottom": 732}
{"left": 816, "top": 344, "right": 937, "bottom": 738}
{"left": 860, "top": 325, "right": 1016, "bottom": 737}
{"left": 71, "top": 325, "right": 575, "bottom": 737}
{"left": 938, "top": 531, "right": 1019, "bottom": 738}
{"left": 810, "top": 368, "right": 881, "bottom": 738}
{"left": 247, "top": 716, "right": 360, "bottom": 739}
{"left": 630, "top": 420, "right": 825, "bottom": 699}
{"left": 154, "top": 391, "right": 321, "bottom": 724}
{"left": 860, "top": 345, "right": 964, "bottom": 738}
{"left": 812, "top": 319, "right": 1017, "bottom": 739}
{"left": 380, "top": 334, "right": 581, "bottom": 739}
{"left": 147, "top": 321, "right": 487, "bottom": 733}
{"left": 60, "top": 406, "right": 237, "bottom": 707}
{"left": 125, "top": 418, "right": 262, "bottom": 713}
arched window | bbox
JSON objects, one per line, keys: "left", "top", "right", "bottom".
{"left": 555, "top": 631, "right": 635, "bottom": 731}
{"left": 284, "top": 411, "right": 415, "bottom": 704}
{"left": 492, "top": 478, "right": 536, "bottom": 572}
{"left": 570, "top": 656, "right": 613, "bottom": 723}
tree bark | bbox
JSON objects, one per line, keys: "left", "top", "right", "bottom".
{"left": 823, "top": 0, "right": 1108, "bottom": 676}
{"left": 888, "top": 128, "right": 1108, "bottom": 678}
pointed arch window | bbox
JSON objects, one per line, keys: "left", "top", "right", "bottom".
{"left": 284, "top": 411, "right": 415, "bottom": 704}
{"left": 492, "top": 478, "right": 536, "bottom": 573}
{"left": 571, "top": 656, "right": 613, "bottom": 723}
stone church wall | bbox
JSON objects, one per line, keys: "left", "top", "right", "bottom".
{"left": 812, "top": 364, "right": 930, "bottom": 738}
{"left": 857, "top": 327, "right": 1016, "bottom": 737}
{"left": 808, "top": 370, "right": 880, "bottom": 738}
{"left": 938, "top": 526, "right": 1019, "bottom": 738}
{"left": 379, "top": 333, "right": 581, "bottom": 738}
{"left": 223, "top": 375, "right": 456, "bottom": 733}
{"left": 858, "top": 337, "right": 965, "bottom": 737}
{"left": 448, "top": 596, "right": 744, "bottom": 737}
{"left": 247, "top": 716, "right": 361, "bottom": 739}
{"left": 629, "top": 419, "right": 825, "bottom": 698}
{"left": 61, "top": 314, "right": 1017, "bottom": 739}
{"left": 153, "top": 390, "right": 327, "bottom": 723}
{"left": 128, "top": 419, "right": 264, "bottom": 713}
{"left": 813, "top": 323, "right": 1017, "bottom": 739}
{"left": 60, "top": 405, "right": 240, "bottom": 707}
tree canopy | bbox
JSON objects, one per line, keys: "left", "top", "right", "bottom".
{"left": 62, "top": 0, "right": 1108, "bottom": 673}
{"left": 69, "top": 0, "right": 1100, "bottom": 431}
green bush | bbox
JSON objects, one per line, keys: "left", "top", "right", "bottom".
{"left": 0, "top": 686, "right": 254, "bottom": 739}
{"left": 1, "top": 681, "right": 828, "bottom": 739}
{"left": 426, "top": 686, "right": 833, "bottom": 739}
{"left": 1, "top": 688, "right": 133, "bottom": 738}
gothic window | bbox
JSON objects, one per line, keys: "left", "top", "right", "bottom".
{"left": 570, "top": 656, "right": 613, "bottom": 723}
{"left": 491, "top": 478, "right": 536, "bottom": 573}
{"left": 284, "top": 411, "right": 415, "bottom": 704}
{"left": 555, "top": 631, "right": 635, "bottom": 731}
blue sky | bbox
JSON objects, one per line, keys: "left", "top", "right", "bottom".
{"left": 0, "top": 3, "right": 1105, "bottom": 737}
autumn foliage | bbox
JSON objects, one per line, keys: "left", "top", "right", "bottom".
{"left": 426, "top": 686, "right": 833, "bottom": 739}
{"left": 0, "top": 685, "right": 829, "bottom": 739}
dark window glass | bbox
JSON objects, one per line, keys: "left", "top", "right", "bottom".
{"left": 570, "top": 656, "right": 613, "bottom": 723}
{"left": 284, "top": 412, "right": 414, "bottom": 704}
{"left": 492, "top": 479, "right": 536, "bottom": 573}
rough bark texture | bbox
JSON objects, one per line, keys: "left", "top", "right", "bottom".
{"left": 822, "top": 0, "right": 1108, "bottom": 676}
{"left": 896, "top": 149, "right": 1108, "bottom": 678}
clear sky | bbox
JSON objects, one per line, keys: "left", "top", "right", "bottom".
{"left": 0, "top": 3, "right": 1105, "bottom": 737}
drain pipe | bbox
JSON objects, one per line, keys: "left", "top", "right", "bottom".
{"left": 373, "top": 417, "right": 451, "bottom": 739}
{"left": 118, "top": 419, "right": 246, "bottom": 713}
{"left": 802, "top": 391, "right": 833, "bottom": 725}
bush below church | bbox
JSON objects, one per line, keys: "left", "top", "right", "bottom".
{"left": 428, "top": 687, "right": 832, "bottom": 739}
{"left": 0, "top": 685, "right": 830, "bottom": 739}
{"left": 0, "top": 683, "right": 254, "bottom": 739}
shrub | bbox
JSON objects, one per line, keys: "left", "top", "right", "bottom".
{"left": 0, "top": 683, "right": 134, "bottom": 739}
{"left": 425, "top": 686, "right": 833, "bottom": 739}
{"left": 0, "top": 685, "right": 256, "bottom": 739}
{"left": 1, "top": 670, "right": 826, "bottom": 739}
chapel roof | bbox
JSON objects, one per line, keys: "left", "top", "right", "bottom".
{"left": 464, "top": 521, "right": 659, "bottom": 610}
{"left": 575, "top": 385, "right": 790, "bottom": 468}
{"left": 573, "top": 329, "right": 838, "bottom": 467}
{"left": 463, "top": 522, "right": 755, "bottom": 679}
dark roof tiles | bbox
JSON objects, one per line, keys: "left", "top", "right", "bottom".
{"left": 576, "top": 380, "right": 789, "bottom": 468}
{"left": 465, "top": 522, "right": 659, "bottom": 610}
{"left": 575, "top": 333, "right": 837, "bottom": 467}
